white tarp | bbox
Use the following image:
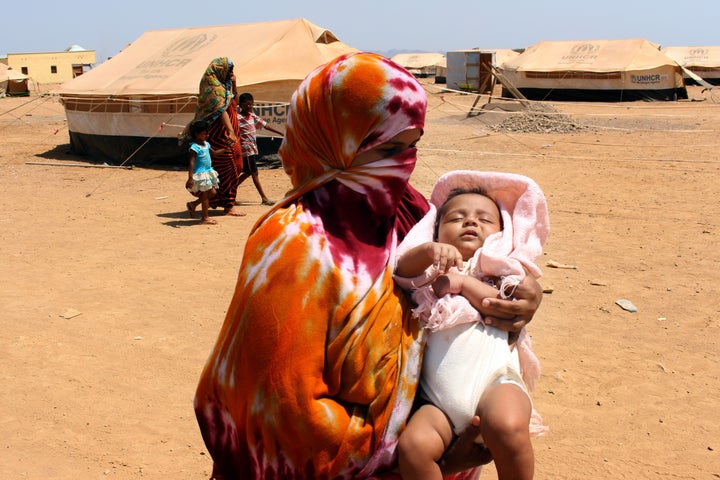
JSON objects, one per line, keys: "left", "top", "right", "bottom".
{"left": 390, "top": 52, "right": 446, "bottom": 77}
{"left": 0, "top": 63, "right": 29, "bottom": 96}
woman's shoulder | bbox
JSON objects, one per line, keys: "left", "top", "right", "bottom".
{"left": 250, "top": 203, "right": 317, "bottom": 241}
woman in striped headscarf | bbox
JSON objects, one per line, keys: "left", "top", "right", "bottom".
{"left": 194, "top": 52, "right": 541, "bottom": 479}
{"left": 181, "top": 57, "right": 246, "bottom": 216}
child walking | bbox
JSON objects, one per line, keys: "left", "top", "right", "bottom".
{"left": 394, "top": 170, "right": 550, "bottom": 480}
{"left": 236, "top": 92, "right": 284, "bottom": 206}
{"left": 185, "top": 120, "right": 224, "bottom": 225}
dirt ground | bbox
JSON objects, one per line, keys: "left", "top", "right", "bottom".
{"left": 1, "top": 82, "right": 719, "bottom": 480}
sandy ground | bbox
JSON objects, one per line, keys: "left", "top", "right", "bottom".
{"left": 1, "top": 83, "right": 719, "bottom": 479}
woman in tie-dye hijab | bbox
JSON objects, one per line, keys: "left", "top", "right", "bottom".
{"left": 194, "top": 52, "right": 538, "bottom": 479}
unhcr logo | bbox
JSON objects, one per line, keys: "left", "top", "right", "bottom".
{"left": 134, "top": 33, "right": 219, "bottom": 71}
{"left": 561, "top": 43, "right": 600, "bottom": 63}
{"left": 162, "top": 34, "right": 218, "bottom": 57}
{"left": 630, "top": 74, "right": 667, "bottom": 85}
{"left": 571, "top": 43, "right": 600, "bottom": 55}
{"left": 686, "top": 47, "right": 709, "bottom": 61}
{"left": 689, "top": 48, "right": 708, "bottom": 57}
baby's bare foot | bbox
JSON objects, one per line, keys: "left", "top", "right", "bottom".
{"left": 432, "top": 274, "right": 463, "bottom": 297}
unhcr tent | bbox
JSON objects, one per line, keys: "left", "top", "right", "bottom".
{"left": 499, "top": 39, "right": 687, "bottom": 101}
{"left": 58, "top": 18, "right": 358, "bottom": 165}
{"left": 0, "top": 63, "right": 29, "bottom": 97}
{"left": 390, "top": 52, "right": 446, "bottom": 78}
{"left": 662, "top": 46, "right": 720, "bottom": 86}
{"left": 493, "top": 49, "right": 521, "bottom": 68}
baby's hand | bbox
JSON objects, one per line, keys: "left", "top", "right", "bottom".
{"left": 425, "top": 242, "right": 463, "bottom": 273}
{"left": 185, "top": 179, "right": 193, "bottom": 189}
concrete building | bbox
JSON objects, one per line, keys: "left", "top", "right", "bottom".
{"left": 4, "top": 46, "right": 95, "bottom": 85}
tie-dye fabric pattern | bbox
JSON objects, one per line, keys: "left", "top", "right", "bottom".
{"left": 194, "top": 53, "right": 440, "bottom": 479}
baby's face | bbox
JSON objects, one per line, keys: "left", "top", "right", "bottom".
{"left": 436, "top": 193, "right": 502, "bottom": 260}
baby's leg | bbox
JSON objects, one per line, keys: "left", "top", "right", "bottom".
{"left": 477, "top": 383, "right": 534, "bottom": 480}
{"left": 398, "top": 404, "right": 453, "bottom": 480}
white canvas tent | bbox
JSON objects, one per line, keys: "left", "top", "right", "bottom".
{"left": 58, "top": 18, "right": 358, "bottom": 165}
{"left": 499, "top": 39, "right": 687, "bottom": 101}
{"left": 390, "top": 52, "right": 446, "bottom": 78}
{"left": 662, "top": 46, "right": 720, "bottom": 86}
{"left": 493, "top": 49, "right": 521, "bottom": 68}
{"left": 0, "top": 63, "right": 29, "bottom": 97}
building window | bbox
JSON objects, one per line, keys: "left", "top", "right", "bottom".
{"left": 21, "top": 67, "right": 28, "bottom": 75}
{"left": 51, "top": 65, "right": 58, "bottom": 74}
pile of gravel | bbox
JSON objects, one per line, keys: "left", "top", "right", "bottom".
{"left": 488, "top": 103, "right": 589, "bottom": 134}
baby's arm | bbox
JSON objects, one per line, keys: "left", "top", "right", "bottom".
{"left": 433, "top": 274, "right": 519, "bottom": 344}
{"left": 395, "top": 242, "right": 463, "bottom": 278}
{"left": 432, "top": 274, "right": 500, "bottom": 307}
{"left": 210, "top": 147, "right": 226, "bottom": 156}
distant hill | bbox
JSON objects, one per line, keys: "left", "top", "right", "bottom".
{"left": 375, "top": 48, "right": 445, "bottom": 59}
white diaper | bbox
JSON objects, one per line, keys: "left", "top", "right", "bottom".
{"left": 420, "top": 321, "right": 529, "bottom": 435}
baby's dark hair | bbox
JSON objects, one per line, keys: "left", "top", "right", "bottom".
{"left": 238, "top": 92, "right": 254, "bottom": 103}
{"left": 433, "top": 187, "right": 501, "bottom": 240}
{"left": 189, "top": 119, "right": 210, "bottom": 138}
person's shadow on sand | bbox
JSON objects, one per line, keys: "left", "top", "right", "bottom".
{"left": 157, "top": 209, "right": 223, "bottom": 227}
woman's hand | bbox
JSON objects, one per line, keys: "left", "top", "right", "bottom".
{"left": 480, "top": 275, "right": 543, "bottom": 333}
{"left": 220, "top": 110, "right": 239, "bottom": 147}
{"left": 439, "top": 415, "right": 492, "bottom": 475}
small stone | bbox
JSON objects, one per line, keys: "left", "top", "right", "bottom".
{"left": 615, "top": 299, "right": 637, "bottom": 312}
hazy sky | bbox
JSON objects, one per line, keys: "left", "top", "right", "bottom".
{"left": 2, "top": 0, "right": 718, "bottom": 63}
